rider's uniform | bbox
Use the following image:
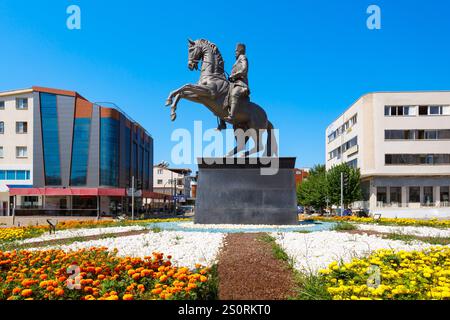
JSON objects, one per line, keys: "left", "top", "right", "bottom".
{"left": 227, "top": 54, "right": 250, "bottom": 118}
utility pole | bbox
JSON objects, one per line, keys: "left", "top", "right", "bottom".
{"left": 171, "top": 170, "right": 175, "bottom": 214}
{"left": 340, "top": 172, "right": 344, "bottom": 216}
{"left": 131, "top": 176, "right": 135, "bottom": 220}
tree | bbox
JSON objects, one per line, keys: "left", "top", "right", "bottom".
{"left": 326, "top": 163, "right": 362, "bottom": 207}
{"left": 297, "top": 164, "right": 328, "bottom": 213}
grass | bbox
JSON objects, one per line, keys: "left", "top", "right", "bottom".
{"left": 292, "top": 272, "right": 332, "bottom": 300}
{"left": 385, "top": 232, "right": 450, "bottom": 245}
{"left": 258, "top": 234, "right": 294, "bottom": 265}
{"left": 331, "top": 221, "right": 357, "bottom": 231}
{"left": 197, "top": 264, "right": 219, "bottom": 300}
{"left": 150, "top": 227, "right": 162, "bottom": 233}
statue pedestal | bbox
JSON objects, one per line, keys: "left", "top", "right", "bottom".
{"left": 195, "top": 157, "right": 298, "bottom": 225}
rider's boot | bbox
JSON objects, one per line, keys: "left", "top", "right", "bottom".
{"left": 216, "top": 119, "right": 227, "bottom": 131}
{"left": 224, "top": 98, "right": 237, "bottom": 122}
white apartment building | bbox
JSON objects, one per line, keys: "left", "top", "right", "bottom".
{"left": 0, "top": 89, "right": 34, "bottom": 216}
{"left": 153, "top": 166, "right": 192, "bottom": 202}
{"left": 326, "top": 91, "right": 450, "bottom": 218}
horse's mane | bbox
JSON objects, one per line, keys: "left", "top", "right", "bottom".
{"left": 197, "top": 39, "right": 225, "bottom": 72}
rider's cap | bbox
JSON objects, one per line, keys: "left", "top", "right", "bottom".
{"left": 236, "top": 43, "right": 246, "bottom": 54}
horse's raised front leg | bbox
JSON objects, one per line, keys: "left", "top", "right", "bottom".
{"left": 167, "top": 84, "right": 214, "bottom": 121}
{"left": 170, "top": 94, "right": 181, "bottom": 121}
{"left": 166, "top": 84, "right": 212, "bottom": 107}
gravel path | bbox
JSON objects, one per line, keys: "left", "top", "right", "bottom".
{"left": 217, "top": 233, "right": 296, "bottom": 300}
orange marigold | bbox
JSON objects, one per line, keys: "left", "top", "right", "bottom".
{"left": 12, "top": 287, "right": 21, "bottom": 295}
{"left": 21, "top": 289, "right": 33, "bottom": 297}
{"left": 123, "top": 294, "right": 134, "bottom": 301}
{"left": 151, "top": 288, "right": 163, "bottom": 295}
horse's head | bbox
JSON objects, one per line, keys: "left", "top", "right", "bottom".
{"left": 188, "top": 39, "right": 201, "bottom": 71}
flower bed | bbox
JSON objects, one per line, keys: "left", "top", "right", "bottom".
{"left": 56, "top": 218, "right": 190, "bottom": 230}
{"left": 0, "top": 218, "right": 190, "bottom": 244}
{"left": 313, "top": 216, "right": 450, "bottom": 229}
{"left": 319, "top": 247, "right": 450, "bottom": 300}
{"left": 0, "top": 227, "right": 46, "bottom": 243}
{"left": 0, "top": 247, "right": 213, "bottom": 300}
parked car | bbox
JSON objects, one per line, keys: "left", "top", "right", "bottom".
{"left": 343, "top": 208, "right": 353, "bottom": 216}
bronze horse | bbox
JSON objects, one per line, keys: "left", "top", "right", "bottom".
{"left": 165, "top": 39, "right": 277, "bottom": 157}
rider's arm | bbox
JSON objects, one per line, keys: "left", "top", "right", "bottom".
{"left": 231, "top": 56, "right": 248, "bottom": 79}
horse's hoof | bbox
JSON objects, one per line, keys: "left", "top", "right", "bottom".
{"left": 171, "top": 113, "right": 177, "bottom": 121}
{"left": 165, "top": 98, "right": 172, "bottom": 106}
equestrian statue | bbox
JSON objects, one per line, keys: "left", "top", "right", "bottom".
{"left": 165, "top": 39, "right": 277, "bottom": 157}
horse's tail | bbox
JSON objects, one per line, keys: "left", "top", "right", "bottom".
{"left": 265, "top": 121, "right": 278, "bottom": 157}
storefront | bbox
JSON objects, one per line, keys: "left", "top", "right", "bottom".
{"left": 6, "top": 187, "right": 171, "bottom": 217}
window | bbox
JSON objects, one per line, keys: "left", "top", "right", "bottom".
{"left": 0, "top": 122, "right": 4, "bottom": 134}
{"left": 16, "top": 170, "right": 27, "bottom": 180}
{"left": 385, "top": 105, "right": 450, "bottom": 116}
{"left": 385, "top": 106, "right": 416, "bottom": 117}
{"left": 0, "top": 170, "right": 30, "bottom": 180}
{"left": 16, "top": 146, "right": 28, "bottom": 158}
{"left": 157, "top": 179, "right": 163, "bottom": 185}
{"left": 16, "top": 98, "right": 28, "bottom": 110}
{"left": 385, "top": 154, "right": 450, "bottom": 165}
{"left": 0, "top": 101, "right": 4, "bottom": 109}
{"left": 23, "top": 196, "right": 39, "bottom": 208}
{"left": 6, "top": 171, "right": 15, "bottom": 180}
{"left": 417, "top": 105, "right": 447, "bottom": 116}
{"left": 424, "top": 130, "right": 437, "bottom": 140}
{"left": 329, "top": 147, "right": 342, "bottom": 160}
{"left": 157, "top": 169, "right": 163, "bottom": 174}
{"left": 70, "top": 118, "right": 91, "bottom": 186}
{"left": 124, "top": 126, "right": 131, "bottom": 187}
{"left": 0, "top": 146, "right": 3, "bottom": 158}
{"left": 40, "top": 93, "right": 61, "bottom": 185}
{"left": 342, "top": 136, "right": 358, "bottom": 152}
{"left": 100, "top": 117, "right": 120, "bottom": 187}
{"left": 424, "top": 187, "right": 434, "bottom": 205}
{"left": 429, "top": 106, "right": 442, "bottom": 115}
{"left": 385, "top": 130, "right": 405, "bottom": 140}
{"left": 347, "top": 159, "right": 358, "bottom": 169}
{"left": 438, "top": 130, "right": 450, "bottom": 139}
{"left": 404, "top": 106, "right": 412, "bottom": 115}
{"left": 327, "top": 114, "right": 357, "bottom": 143}
{"left": 409, "top": 187, "right": 420, "bottom": 203}
{"left": 16, "top": 122, "right": 28, "bottom": 134}
{"left": 390, "top": 187, "right": 402, "bottom": 205}
{"left": 441, "top": 187, "right": 450, "bottom": 203}
{"left": 419, "top": 106, "right": 428, "bottom": 115}
{"left": 377, "top": 187, "right": 387, "bottom": 204}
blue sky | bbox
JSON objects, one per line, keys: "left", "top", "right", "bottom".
{"left": 1, "top": 0, "right": 450, "bottom": 171}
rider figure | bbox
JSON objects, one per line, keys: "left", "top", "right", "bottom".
{"left": 225, "top": 43, "right": 250, "bottom": 122}
{"left": 217, "top": 43, "right": 250, "bottom": 130}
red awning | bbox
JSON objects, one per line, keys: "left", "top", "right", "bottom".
{"left": 8, "top": 188, "right": 124, "bottom": 197}
{"left": 8, "top": 187, "right": 172, "bottom": 199}
{"left": 142, "top": 190, "right": 173, "bottom": 200}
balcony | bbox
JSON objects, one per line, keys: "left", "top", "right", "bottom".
{"left": 344, "top": 145, "right": 358, "bottom": 157}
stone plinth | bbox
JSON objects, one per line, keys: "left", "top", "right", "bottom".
{"left": 195, "top": 157, "right": 298, "bottom": 225}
